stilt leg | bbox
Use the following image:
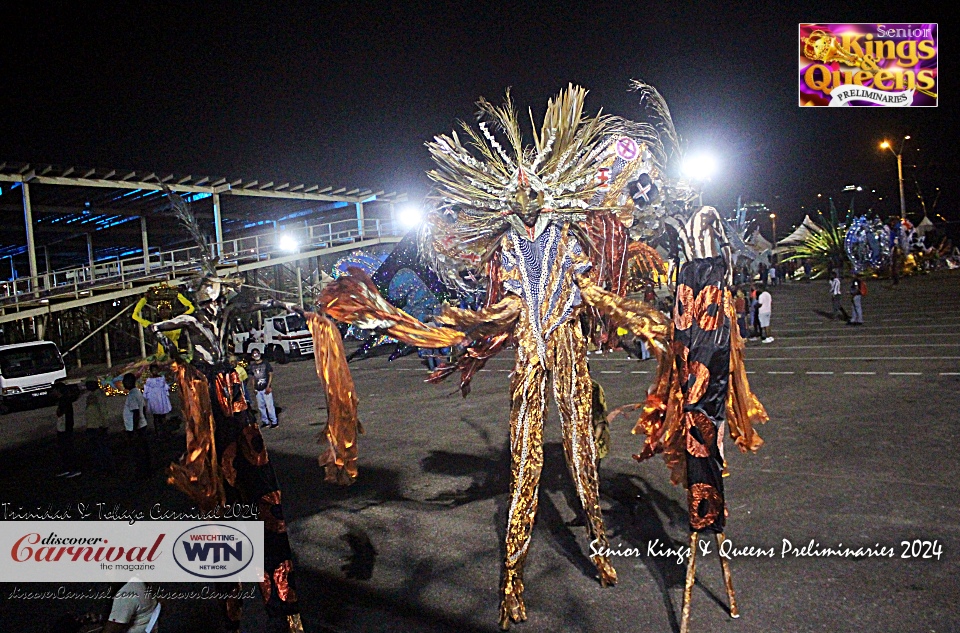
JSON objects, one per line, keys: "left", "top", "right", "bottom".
{"left": 715, "top": 534, "right": 739, "bottom": 618}
{"left": 680, "top": 531, "right": 699, "bottom": 633}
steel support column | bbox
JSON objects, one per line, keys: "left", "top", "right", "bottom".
{"left": 356, "top": 202, "right": 364, "bottom": 237}
{"left": 213, "top": 192, "right": 224, "bottom": 256}
{"left": 22, "top": 182, "right": 38, "bottom": 293}
{"left": 141, "top": 216, "right": 150, "bottom": 273}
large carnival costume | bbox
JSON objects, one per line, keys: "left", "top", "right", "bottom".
{"left": 320, "top": 84, "right": 685, "bottom": 629}
{"left": 147, "top": 192, "right": 361, "bottom": 633}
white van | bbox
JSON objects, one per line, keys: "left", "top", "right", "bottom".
{"left": 0, "top": 341, "right": 67, "bottom": 412}
{"left": 232, "top": 312, "right": 314, "bottom": 364}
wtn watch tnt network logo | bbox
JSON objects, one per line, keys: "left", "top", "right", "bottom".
{"left": 173, "top": 524, "right": 256, "bottom": 579}
{"left": 1, "top": 521, "right": 264, "bottom": 582}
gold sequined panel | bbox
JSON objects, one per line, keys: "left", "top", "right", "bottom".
{"left": 167, "top": 362, "right": 225, "bottom": 511}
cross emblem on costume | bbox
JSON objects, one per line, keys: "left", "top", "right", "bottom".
{"left": 595, "top": 167, "right": 611, "bottom": 189}
{"left": 615, "top": 137, "right": 639, "bottom": 161}
{"left": 631, "top": 173, "right": 658, "bottom": 206}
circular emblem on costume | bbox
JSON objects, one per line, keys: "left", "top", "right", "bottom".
{"left": 615, "top": 137, "right": 639, "bottom": 161}
{"left": 688, "top": 483, "right": 723, "bottom": 530}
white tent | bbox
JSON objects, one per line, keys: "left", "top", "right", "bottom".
{"left": 916, "top": 215, "right": 935, "bottom": 237}
{"left": 747, "top": 231, "right": 773, "bottom": 252}
{"left": 777, "top": 215, "right": 823, "bottom": 246}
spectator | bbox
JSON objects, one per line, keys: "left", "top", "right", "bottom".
{"left": 102, "top": 579, "right": 160, "bottom": 633}
{"left": 122, "top": 373, "right": 151, "bottom": 480}
{"left": 803, "top": 259, "right": 813, "bottom": 281}
{"left": 84, "top": 379, "right": 114, "bottom": 475}
{"left": 767, "top": 264, "right": 777, "bottom": 286}
{"left": 758, "top": 262, "right": 768, "bottom": 287}
{"left": 829, "top": 270, "right": 844, "bottom": 320}
{"left": 848, "top": 274, "right": 866, "bottom": 326}
{"left": 757, "top": 287, "right": 774, "bottom": 343}
{"left": 50, "top": 380, "right": 82, "bottom": 478}
{"left": 749, "top": 284, "right": 761, "bottom": 340}
{"left": 734, "top": 287, "right": 748, "bottom": 338}
{"left": 230, "top": 354, "right": 253, "bottom": 410}
{"left": 248, "top": 348, "right": 277, "bottom": 428}
{"left": 142, "top": 364, "right": 172, "bottom": 436}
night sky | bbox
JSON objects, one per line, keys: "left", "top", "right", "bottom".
{"left": 1, "top": 2, "right": 953, "bottom": 237}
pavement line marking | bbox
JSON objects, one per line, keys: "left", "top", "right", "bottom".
{"left": 843, "top": 371, "right": 876, "bottom": 375}
{"left": 746, "top": 371, "right": 755, "bottom": 374}
{"left": 396, "top": 368, "right": 413, "bottom": 371}
{"left": 497, "top": 369, "right": 511, "bottom": 372}
{"left": 940, "top": 372, "right": 960, "bottom": 376}
{"left": 600, "top": 370, "right": 622, "bottom": 374}
{"left": 767, "top": 371, "right": 795, "bottom": 374}
{"left": 743, "top": 357, "right": 960, "bottom": 361}
{"left": 805, "top": 371, "right": 834, "bottom": 375}
{"left": 889, "top": 372, "right": 923, "bottom": 375}
{"left": 630, "top": 370, "right": 649, "bottom": 374}
{"left": 752, "top": 344, "right": 960, "bottom": 349}
{"left": 770, "top": 324, "right": 960, "bottom": 333}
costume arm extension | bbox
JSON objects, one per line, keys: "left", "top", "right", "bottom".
{"left": 131, "top": 297, "right": 151, "bottom": 328}
{"left": 576, "top": 274, "right": 671, "bottom": 356}
{"left": 177, "top": 293, "right": 196, "bottom": 315}
{"left": 318, "top": 267, "right": 465, "bottom": 349}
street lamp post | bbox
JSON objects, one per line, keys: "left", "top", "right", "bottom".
{"left": 769, "top": 213, "right": 777, "bottom": 264}
{"left": 880, "top": 135, "right": 911, "bottom": 219}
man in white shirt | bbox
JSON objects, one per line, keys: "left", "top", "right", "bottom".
{"left": 103, "top": 578, "right": 160, "bottom": 633}
{"left": 829, "top": 270, "right": 843, "bottom": 320}
{"left": 757, "top": 289, "right": 773, "bottom": 343}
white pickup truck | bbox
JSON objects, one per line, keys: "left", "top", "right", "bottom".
{"left": 233, "top": 312, "right": 314, "bottom": 364}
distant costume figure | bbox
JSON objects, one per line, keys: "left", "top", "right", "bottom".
{"left": 148, "top": 190, "right": 361, "bottom": 633}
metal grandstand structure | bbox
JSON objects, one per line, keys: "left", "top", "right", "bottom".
{"left": 0, "top": 161, "right": 407, "bottom": 365}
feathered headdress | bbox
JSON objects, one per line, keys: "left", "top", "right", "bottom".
{"left": 418, "top": 81, "right": 687, "bottom": 290}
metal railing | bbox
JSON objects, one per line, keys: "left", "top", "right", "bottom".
{"left": 0, "top": 217, "right": 399, "bottom": 306}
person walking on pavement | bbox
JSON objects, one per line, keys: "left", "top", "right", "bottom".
{"left": 758, "top": 287, "right": 774, "bottom": 343}
{"left": 849, "top": 274, "right": 866, "bottom": 325}
{"left": 122, "top": 373, "right": 151, "bottom": 480}
{"left": 249, "top": 348, "right": 278, "bottom": 428}
{"left": 51, "top": 380, "right": 82, "bottom": 478}
{"left": 142, "top": 364, "right": 172, "bottom": 436}
{"left": 749, "top": 284, "right": 761, "bottom": 340}
{"left": 84, "top": 378, "right": 115, "bottom": 474}
{"left": 830, "top": 270, "right": 844, "bottom": 320}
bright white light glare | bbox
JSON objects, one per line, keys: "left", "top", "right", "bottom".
{"left": 682, "top": 154, "right": 718, "bottom": 181}
{"left": 397, "top": 204, "right": 423, "bottom": 229}
{"left": 278, "top": 234, "right": 299, "bottom": 253}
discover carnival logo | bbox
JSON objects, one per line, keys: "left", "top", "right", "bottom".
{"left": 172, "top": 524, "right": 256, "bottom": 579}
{"left": 799, "top": 23, "right": 937, "bottom": 107}
{"left": 0, "top": 521, "right": 264, "bottom": 582}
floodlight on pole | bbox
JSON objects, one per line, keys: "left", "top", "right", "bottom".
{"left": 278, "top": 234, "right": 299, "bottom": 253}
{"left": 397, "top": 203, "right": 424, "bottom": 229}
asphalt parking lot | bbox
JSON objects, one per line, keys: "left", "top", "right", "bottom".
{"left": 1, "top": 270, "right": 958, "bottom": 632}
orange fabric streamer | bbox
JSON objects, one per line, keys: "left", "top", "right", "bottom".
{"left": 319, "top": 267, "right": 465, "bottom": 349}
{"left": 724, "top": 290, "right": 768, "bottom": 452}
{"left": 306, "top": 312, "right": 363, "bottom": 485}
{"left": 167, "top": 362, "right": 225, "bottom": 511}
